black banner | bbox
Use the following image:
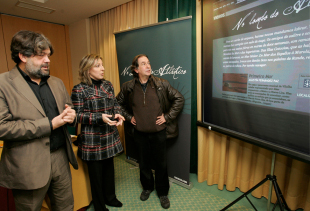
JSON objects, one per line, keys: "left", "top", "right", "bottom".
{"left": 115, "top": 17, "right": 192, "bottom": 186}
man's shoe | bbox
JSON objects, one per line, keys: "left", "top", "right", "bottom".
{"left": 159, "top": 196, "right": 170, "bottom": 209}
{"left": 140, "top": 190, "right": 152, "bottom": 201}
{"left": 106, "top": 198, "right": 123, "bottom": 207}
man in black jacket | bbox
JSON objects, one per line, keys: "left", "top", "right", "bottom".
{"left": 116, "top": 54, "right": 184, "bottom": 209}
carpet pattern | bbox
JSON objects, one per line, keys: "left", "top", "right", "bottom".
{"left": 86, "top": 154, "right": 252, "bottom": 211}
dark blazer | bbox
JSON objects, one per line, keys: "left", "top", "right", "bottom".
{"left": 0, "top": 67, "right": 78, "bottom": 190}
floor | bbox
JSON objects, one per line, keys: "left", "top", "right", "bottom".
{"left": 84, "top": 153, "right": 300, "bottom": 211}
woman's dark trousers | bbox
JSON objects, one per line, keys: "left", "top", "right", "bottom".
{"left": 87, "top": 157, "right": 116, "bottom": 211}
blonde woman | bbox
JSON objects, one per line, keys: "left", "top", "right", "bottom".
{"left": 71, "top": 54, "right": 124, "bottom": 211}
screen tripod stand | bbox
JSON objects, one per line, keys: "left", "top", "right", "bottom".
{"left": 220, "top": 152, "right": 291, "bottom": 211}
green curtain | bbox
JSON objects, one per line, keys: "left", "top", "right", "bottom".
{"left": 158, "top": 0, "right": 197, "bottom": 174}
{"left": 158, "top": 0, "right": 179, "bottom": 21}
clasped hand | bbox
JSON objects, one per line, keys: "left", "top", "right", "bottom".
{"left": 102, "top": 113, "right": 125, "bottom": 127}
{"left": 52, "top": 104, "right": 76, "bottom": 130}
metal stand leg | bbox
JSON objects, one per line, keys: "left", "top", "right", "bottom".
{"left": 267, "top": 152, "right": 276, "bottom": 211}
{"left": 220, "top": 174, "right": 291, "bottom": 211}
{"left": 220, "top": 177, "right": 268, "bottom": 211}
{"left": 271, "top": 176, "right": 290, "bottom": 211}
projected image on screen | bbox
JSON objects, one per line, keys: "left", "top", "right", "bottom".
{"left": 222, "top": 73, "right": 248, "bottom": 93}
{"left": 203, "top": 0, "right": 310, "bottom": 161}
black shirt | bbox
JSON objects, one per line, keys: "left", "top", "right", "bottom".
{"left": 139, "top": 78, "right": 149, "bottom": 92}
{"left": 17, "top": 66, "right": 66, "bottom": 151}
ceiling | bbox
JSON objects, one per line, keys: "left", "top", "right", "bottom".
{"left": 0, "top": 0, "right": 132, "bottom": 25}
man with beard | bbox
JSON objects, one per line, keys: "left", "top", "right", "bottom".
{"left": 0, "top": 30, "right": 78, "bottom": 211}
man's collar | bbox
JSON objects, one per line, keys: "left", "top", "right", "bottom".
{"left": 137, "top": 76, "right": 150, "bottom": 85}
{"left": 17, "top": 65, "right": 28, "bottom": 78}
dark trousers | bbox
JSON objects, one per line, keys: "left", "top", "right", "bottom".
{"left": 86, "top": 157, "right": 116, "bottom": 211}
{"left": 12, "top": 147, "right": 73, "bottom": 211}
{"left": 134, "top": 129, "right": 169, "bottom": 197}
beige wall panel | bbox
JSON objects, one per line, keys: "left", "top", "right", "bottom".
{"left": 1, "top": 15, "right": 72, "bottom": 93}
{"left": 0, "top": 15, "right": 9, "bottom": 74}
{"left": 68, "top": 19, "right": 90, "bottom": 88}
{"left": 64, "top": 25, "right": 73, "bottom": 94}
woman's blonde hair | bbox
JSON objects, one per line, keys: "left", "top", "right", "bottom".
{"left": 78, "top": 54, "right": 103, "bottom": 85}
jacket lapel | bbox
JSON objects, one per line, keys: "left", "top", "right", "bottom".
{"left": 9, "top": 67, "right": 46, "bottom": 116}
{"left": 47, "top": 77, "right": 63, "bottom": 113}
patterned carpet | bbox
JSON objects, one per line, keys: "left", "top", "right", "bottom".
{"left": 85, "top": 154, "right": 253, "bottom": 211}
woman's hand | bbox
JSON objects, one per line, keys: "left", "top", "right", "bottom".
{"left": 102, "top": 113, "right": 125, "bottom": 126}
{"left": 102, "top": 114, "right": 117, "bottom": 126}
{"left": 115, "top": 114, "right": 125, "bottom": 126}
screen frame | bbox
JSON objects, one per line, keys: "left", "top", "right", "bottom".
{"left": 200, "top": 0, "right": 310, "bottom": 164}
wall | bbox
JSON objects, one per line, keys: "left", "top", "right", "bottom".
{"left": 68, "top": 18, "right": 90, "bottom": 87}
{"left": 0, "top": 14, "right": 73, "bottom": 93}
{"left": 0, "top": 16, "right": 8, "bottom": 74}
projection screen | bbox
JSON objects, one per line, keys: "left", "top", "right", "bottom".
{"left": 201, "top": 0, "right": 310, "bottom": 162}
